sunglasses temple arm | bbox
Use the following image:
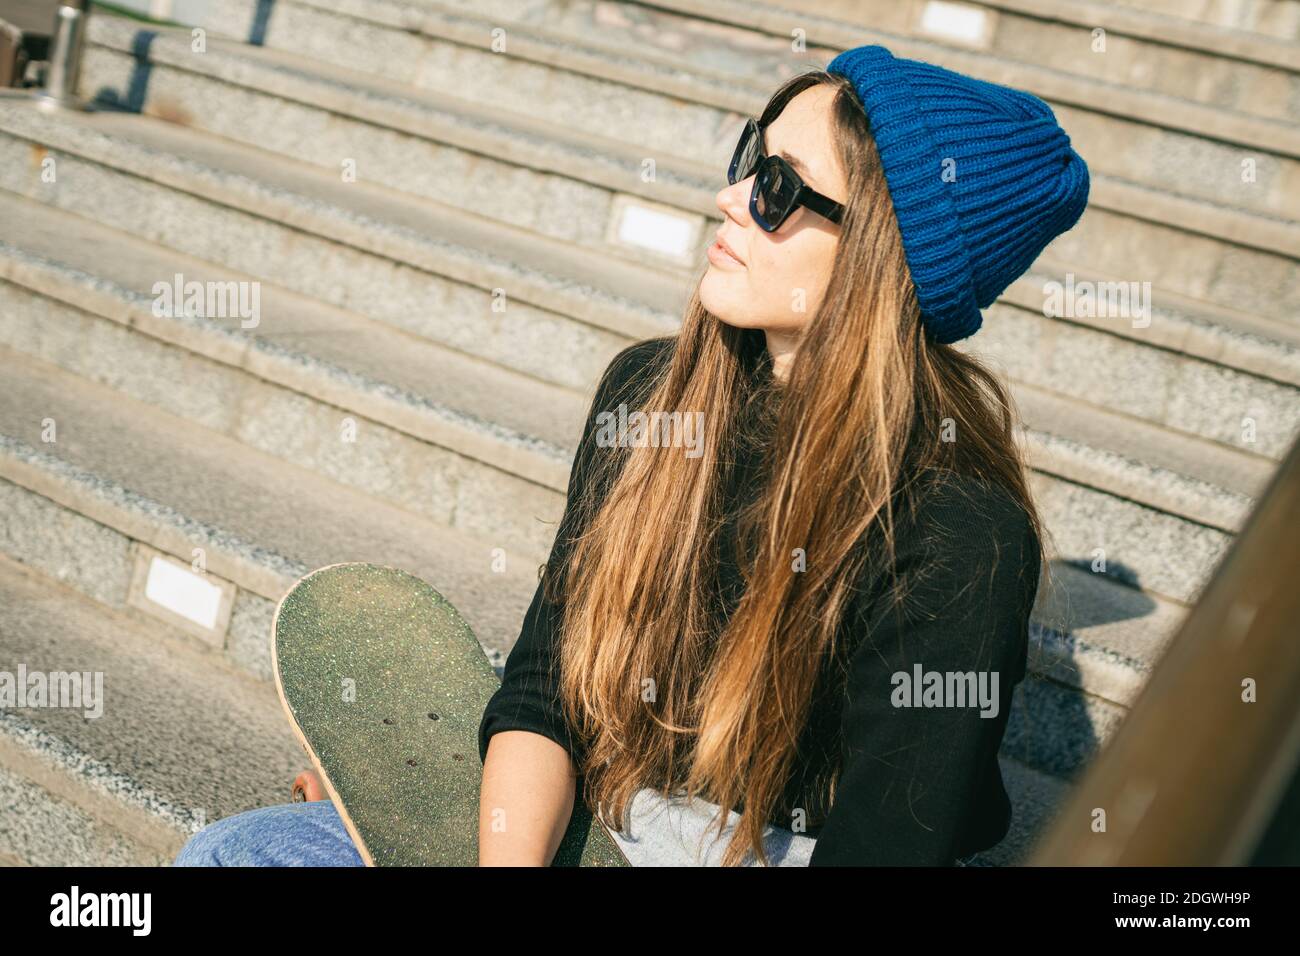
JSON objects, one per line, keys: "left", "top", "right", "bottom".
{"left": 798, "top": 187, "right": 844, "bottom": 224}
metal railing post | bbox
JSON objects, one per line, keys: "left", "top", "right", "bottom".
{"left": 34, "top": 0, "right": 90, "bottom": 110}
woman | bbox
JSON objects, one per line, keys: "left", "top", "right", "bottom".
{"left": 174, "top": 44, "right": 1087, "bottom": 867}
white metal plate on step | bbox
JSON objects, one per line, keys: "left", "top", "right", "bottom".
{"left": 608, "top": 195, "right": 702, "bottom": 266}
{"left": 916, "top": 1, "right": 996, "bottom": 49}
{"left": 127, "top": 544, "right": 235, "bottom": 647}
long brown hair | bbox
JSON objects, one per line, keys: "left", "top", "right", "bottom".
{"left": 543, "top": 69, "right": 1057, "bottom": 866}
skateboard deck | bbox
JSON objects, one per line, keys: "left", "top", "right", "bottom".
{"left": 271, "top": 562, "right": 631, "bottom": 866}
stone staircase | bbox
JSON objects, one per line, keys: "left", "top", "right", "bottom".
{"left": 0, "top": 0, "right": 1296, "bottom": 866}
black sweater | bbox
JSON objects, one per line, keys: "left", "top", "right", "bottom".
{"left": 477, "top": 337, "right": 1041, "bottom": 866}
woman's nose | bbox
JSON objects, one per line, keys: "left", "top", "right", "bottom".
{"left": 716, "top": 176, "right": 752, "bottom": 224}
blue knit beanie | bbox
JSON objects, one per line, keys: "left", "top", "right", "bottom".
{"left": 826, "top": 45, "right": 1090, "bottom": 344}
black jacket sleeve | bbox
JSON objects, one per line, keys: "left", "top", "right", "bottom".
{"left": 807, "top": 478, "right": 1040, "bottom": 865}
{"left": 477, "top": 337, "right": 671, "bottom": 768}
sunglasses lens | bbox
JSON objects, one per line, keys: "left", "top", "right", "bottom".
{"left": 754, "top": 158, "right": 795, "bottom": 228}
{"left": 730, "top": 122, "right": 761, "bottom": 185}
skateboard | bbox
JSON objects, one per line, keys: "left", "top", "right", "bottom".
{"left": 271, "top": 561, "right": 631, "bottom": 866}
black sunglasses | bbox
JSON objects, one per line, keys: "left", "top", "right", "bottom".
{"left": 727, "top": 117, "right": 845, "bottom": 232}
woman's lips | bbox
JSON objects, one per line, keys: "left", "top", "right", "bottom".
{"left": 707, "top": 236, "right": 745, "bottom": 268}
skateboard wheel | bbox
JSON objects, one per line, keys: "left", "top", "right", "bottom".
{"left": 292, "top": 770, "right": 327, "bottom": 802}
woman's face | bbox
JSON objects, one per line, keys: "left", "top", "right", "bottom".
{"left": 701, "top": 85, "right": 848, "bottom": 373}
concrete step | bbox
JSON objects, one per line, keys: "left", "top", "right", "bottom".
{"left": 78, "top": 14, "right": 716, "bottom": 275}
{"left": 0, "top": 93, "right": 680, "bottom": 393}
{"left": 977, "top": 287, "right": 1300, "bottom": 463}
{"left": 0, "top": 190, "right": 585, "bottom": 563}
{"left": 998, "top": 266, "right": 1300, "bottom": 396}
{"left": 643, "top": 0, "right": 1300, "bottom": 120}
{"left": 0, "top": 762, "right": 167, "bottom": 865}
{"left": 1030, "top": 470, "right": 1231, "bottom": 606}
{"left": 151, "top": 1, "right": 1300, "bottom": 327}
{"left": 1028, "top": 560, "right": 1188, "bottom": 711}
{"left": 1009, "top": 380, "right": 1274, "bottom": 533}
{"left": 0, "top": 551, "right": 303, "bottom": 866}
{"left": 1108, "top": 0, "right": 1300, "bottom": 42}
{"left": 0, "top": 345, "right": 542, "bottom": 682}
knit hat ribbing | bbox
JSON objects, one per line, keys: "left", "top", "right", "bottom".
{"left": 826, "top": 45, "right": 1090, "bottom": 344}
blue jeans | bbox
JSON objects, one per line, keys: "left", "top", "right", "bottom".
{"left": 173, "top": 800, "right": 365, "bottom": 867}
{"left": 172, "top": 787, "right": 820, "bottom": 867}
{"left": 173, "top": 790, "right": 980, "bottom": 866}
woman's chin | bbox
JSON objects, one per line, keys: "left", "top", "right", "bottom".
{"left": 708, "top": 307, "right": 766, "bottom": 332}
{"left": 700, "top": 285, "right": 754, "bottom": 330}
